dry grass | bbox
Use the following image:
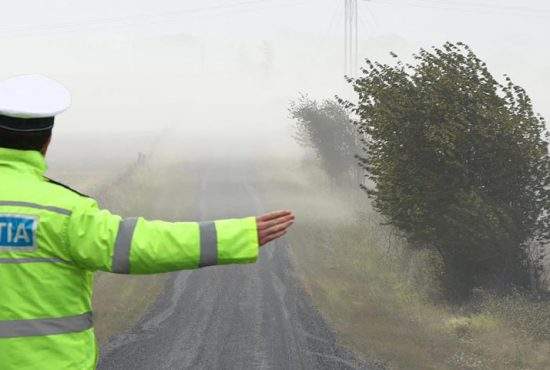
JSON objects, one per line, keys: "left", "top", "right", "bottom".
{"left": 256, "top": 157, "right": 550, "bottom": 370}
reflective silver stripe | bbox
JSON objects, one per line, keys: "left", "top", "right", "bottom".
{"left": 112, "top": 217, "right": 138, "bottom": 274}
{"left": 0, "top": 258, "right": 70, "bottom": 264}
{"left": 0, "top": 312, "right": 93, "bottom": 338}
{"left": 0, "top": 201, "right": 71, "bottom": 216}
{"left": 199, "top": 221, "right": 218, "bottom": 267}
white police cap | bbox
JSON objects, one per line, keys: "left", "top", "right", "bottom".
{"left": 0, "top": 74, "right": 71, "bottom": 132}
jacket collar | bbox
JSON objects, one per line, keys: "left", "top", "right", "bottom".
{"left": 0, "top": 147, "right": 47, "bottom": 178}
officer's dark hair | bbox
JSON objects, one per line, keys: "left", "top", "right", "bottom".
{"left": 0, "top": 126, "right": 53, "bottom": 152}
{"left": 0, "top": 115, "right": 53, "bottom": 152}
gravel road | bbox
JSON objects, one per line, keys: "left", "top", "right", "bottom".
{"left": 98, "top": 164, "right": 372, "bottom": 370}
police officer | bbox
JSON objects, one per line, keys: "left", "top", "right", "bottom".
{"left": 0, "top": 75, "right": 295, "bottom": 370}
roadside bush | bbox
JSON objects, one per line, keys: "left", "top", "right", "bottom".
{"left": 289, "top": 95, "right": 359, "bottom": 187}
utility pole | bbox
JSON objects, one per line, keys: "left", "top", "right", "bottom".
{"left": 344, "top": 0, "right": 358, "bottom": 76}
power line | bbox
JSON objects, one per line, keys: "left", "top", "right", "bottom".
{"left": 357, "top": 5, "right": 374, "bottom": 38}
{"left": 367, "top": 0, "right": 550, "bottom": 18}
{"left": 1, "top": 0, "right": 264, "bottom": 33}
{"left": 408, "top": 0, "right": 550, "bottom": 15}
{"left": 0, "top": 0, "right": 305, "bottom": 37}
{"left": 361, "top": 1, "right": 380, "bottom": 31}
{"left": 313, "top": 0, "right": 343, "bottom": 55}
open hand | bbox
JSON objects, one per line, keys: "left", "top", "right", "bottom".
{"left": 256, "top": 210, "right": 295, "bottom": 246}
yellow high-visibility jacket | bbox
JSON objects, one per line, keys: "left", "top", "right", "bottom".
{"left": 0, "top": 147, "right": 259, "bottom": 370}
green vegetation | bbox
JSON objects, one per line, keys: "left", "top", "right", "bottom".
{"left": 257, "top": 159, "right": 550, "bottom": 370}
{"left": 343, "top": 42, "right": 550, "bottom": 300}
{"left": 285, "top": 42, "right": 550, "bottom": 367}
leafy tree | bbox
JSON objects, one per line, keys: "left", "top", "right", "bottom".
{"left": 344, "top": 42, "right": 550, "bottom": 300}
{"left": 290, "top": 95, "right": 359, "bottom": 187}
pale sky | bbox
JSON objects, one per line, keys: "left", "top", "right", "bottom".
{"left": 1, "top": 0, "right": 549, "bottom": 161}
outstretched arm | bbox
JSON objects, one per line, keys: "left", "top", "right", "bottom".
{"left": 65, "top": 198, "right": 294, "bottom": 274}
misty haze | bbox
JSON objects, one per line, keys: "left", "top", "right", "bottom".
{"left": 1, "top": 1, "right": 549, "bottom": 369}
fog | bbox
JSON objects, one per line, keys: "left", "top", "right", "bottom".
{"left": 3, "top": 2, "right": 550, "bottom": 369}
{"left": 1, "top": 0, "right": 548, "bottom": 167}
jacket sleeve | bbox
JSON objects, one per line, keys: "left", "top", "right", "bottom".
{"left": 65, "top": 198, "right": 259, "bottom": 274}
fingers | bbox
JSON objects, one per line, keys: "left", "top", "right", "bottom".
{"left": 260, "top": 229, "right": 289, "bottom": 246}
{"left": 258, "top": 222, "right": 294, "bottom": 246}
{"left": 260, "top": 219, "right": 294, "bottom": 236}
{"left": 257, "top": 214, "right": 295, "bottom": 230}
{"left": 257, "top": 210, "right": 292, "bottom": 223}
